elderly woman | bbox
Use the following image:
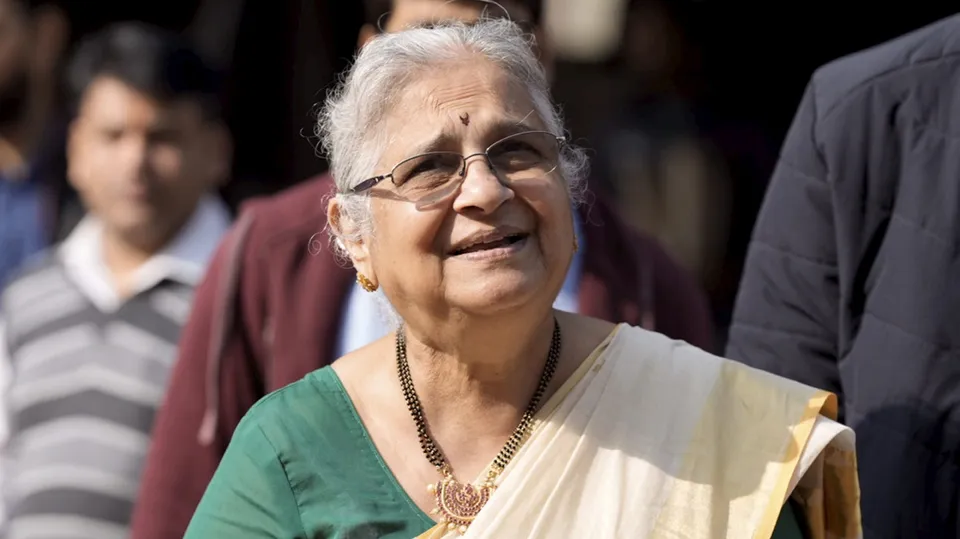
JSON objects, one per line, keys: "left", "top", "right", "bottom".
{"left": 184, "top": 19, "right": 861, "bottom": 539}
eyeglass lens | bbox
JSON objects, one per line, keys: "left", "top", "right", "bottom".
{"left": 391, "top": 131, "right": 561, "bottom": 202}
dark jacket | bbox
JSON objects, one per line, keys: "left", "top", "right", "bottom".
{"left": 727, "top": 15, "right": 960, "bottom": 538}
{"left": 129, "top": 173, "right": 713, "bottom": 539}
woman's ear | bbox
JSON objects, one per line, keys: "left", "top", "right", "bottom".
{"left": 327, "top": 197, "right": 376, "bottom": 280}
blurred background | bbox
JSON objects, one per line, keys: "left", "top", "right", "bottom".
{"left": 7, "top": 0, "right": 959, "bottom": 347}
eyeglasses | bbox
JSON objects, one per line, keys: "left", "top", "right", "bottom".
{"left": 349, "top": 130, "right": 566, "bottom": 204}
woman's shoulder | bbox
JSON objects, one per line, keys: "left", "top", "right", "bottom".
{"left": 236, "top": 367, "right": 358, "bottom": 451}
{"left": 247, "top": 366, "right": 341, "bottom": 410}
{"left": 610, "top": 325, "right": 833, "bottom": 411}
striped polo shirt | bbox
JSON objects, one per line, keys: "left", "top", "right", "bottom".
{"left": 0, "top": 197, "right": 230, "bottom": 539}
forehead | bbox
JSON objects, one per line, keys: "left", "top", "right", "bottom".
{"left": 78, "top": 76, "right": 204, "bottom": 126}
{"left": 386, "top": 0, "right": 531, "bottom": 31}
{"left": 380, "top": 58, "right": 542, "bottom": 158}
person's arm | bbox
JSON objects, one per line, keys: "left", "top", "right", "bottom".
{"left": 130, "top": 214, "right": 265, "bottom": 539}
{"left": 726, "top": 81, "right": 842, "bottom": 403}
{"left": 184, "top": 415, "right": 307, "bottom": 538}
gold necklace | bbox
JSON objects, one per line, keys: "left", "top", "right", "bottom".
{"left": 395, "top": 320, "right": 562, "bottom": 535}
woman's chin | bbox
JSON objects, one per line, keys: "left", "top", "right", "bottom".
{"left": 443, "top": 272, "right": 548, "bottom": 315}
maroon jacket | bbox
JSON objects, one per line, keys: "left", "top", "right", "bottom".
{"left": 129, "top": 174, "right": 712, "bottom": 539}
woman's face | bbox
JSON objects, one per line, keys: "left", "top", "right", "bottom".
{"left": 338, "top": 57, "right": 575, "bottom": 320}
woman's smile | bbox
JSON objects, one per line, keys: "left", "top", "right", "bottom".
{"left": 447, "top": 225, "right": 532, "bottom": 260}
{"left": 448, "top": 233, "right": 529, "bottom": 261}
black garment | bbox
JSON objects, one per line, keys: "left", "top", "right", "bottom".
{"left": 727, "top": 15, "right": 960, "bottom": 538}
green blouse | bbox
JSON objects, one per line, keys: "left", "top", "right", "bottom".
{"left": 185, "top": 367, "right": 806, "bottom": 538}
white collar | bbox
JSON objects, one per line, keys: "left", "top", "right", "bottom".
{"left": 59, "top": 195, "right": 231, "bottom": 312}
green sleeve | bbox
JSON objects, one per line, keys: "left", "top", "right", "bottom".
{"left": 184, "top": 416, "right": 307, "bottom": 538}
{"left": 771, "top": 499, "right": 807, "bottom": 539}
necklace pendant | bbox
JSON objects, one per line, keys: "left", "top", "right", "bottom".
{"left": 432, "top": 474, "right": 494, "bottom": 535}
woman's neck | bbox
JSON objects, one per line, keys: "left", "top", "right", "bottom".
{"left": 402, "top": 308, "right": 558, "bottom": 414}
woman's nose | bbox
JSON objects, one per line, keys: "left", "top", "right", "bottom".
{"left": 452, "top": 154, "right": 515, "bottom": 214}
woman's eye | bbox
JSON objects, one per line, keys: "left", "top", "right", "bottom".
{"left": 408, "top": 160, "right": 440, "bottom": 177}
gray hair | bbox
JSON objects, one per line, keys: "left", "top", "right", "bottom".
{"left": 317, "top": 18, "right": 589, "bottom": 248}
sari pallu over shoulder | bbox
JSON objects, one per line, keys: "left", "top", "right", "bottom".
{"left": 419, "top": 326, "right": 862, "bottom": 539}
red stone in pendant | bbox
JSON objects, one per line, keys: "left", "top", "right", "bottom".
{"left": 435, "top": 478, "right": 493, "bottom": 531}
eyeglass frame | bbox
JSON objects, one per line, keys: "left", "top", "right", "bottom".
{"left": 347, "top": 130, "right": 567, "bottom": 195}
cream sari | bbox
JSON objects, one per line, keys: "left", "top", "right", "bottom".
{"left": 419, "top": 325, "right": 861, "bottom": 539}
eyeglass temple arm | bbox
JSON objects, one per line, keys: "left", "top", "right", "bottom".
{"left": 350, "top": 174, "right": 391, "bottom": 194}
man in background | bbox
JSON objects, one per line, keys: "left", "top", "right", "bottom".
{"left": 129, "top": 2, "right": 713, "bottom": 538}
{"left": 0, "top": 0, "right": 71, "bottom": 288}
{"left": 728, "top": 14, "right": 960, "bottom": 538}
{"left": 0, "top": 23, "right": 231, "bottom": 538}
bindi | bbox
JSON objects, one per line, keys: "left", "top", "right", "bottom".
{"left": 459, "top": 112, "right": 470, "bottom": 126}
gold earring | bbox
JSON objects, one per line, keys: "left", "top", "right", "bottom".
{"left": 357, "top": 272, "right": 378, "bottom": 292}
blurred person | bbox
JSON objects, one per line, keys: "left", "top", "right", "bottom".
{"left": 129, "top": 1, "right": 714, "bottom": 538}
{"left": 727, "top": 14, "right": 960, "bottom": 538}
{"left": 598, "top": 0, "right": 730, "bottom": 281}
{"left": 593, "top": 0, "right": 776, "bottom": 347}
{"left": 186, "top": 19, "right": 859, "bottom": 539}
{"left": 0, "top": 22, "right": 231, "bottom": 539}
{"left": 0, "top": 0, "right": 70, "bottom": 289}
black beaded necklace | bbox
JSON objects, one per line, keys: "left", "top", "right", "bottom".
{"left": 395, "top": 319, "right": 562, "bottom": 534}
